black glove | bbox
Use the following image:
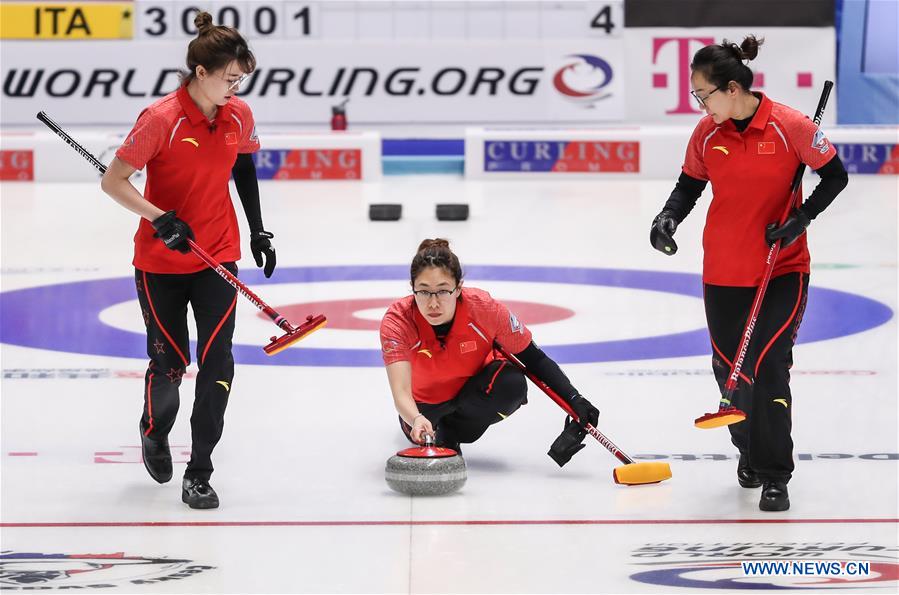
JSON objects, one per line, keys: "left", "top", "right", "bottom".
{"left": 151, "top": 210, "right": 194, "bottom": 254}
{"left": 548, "top": 417, "right": 587, "bottom": 467}
{"left": 546, "top": 395, "right": 599, "bottom": 468}
{"left": 569, "top": 394, "right": 600, "bottom": 428}
{"left": 765, "top": 208, "right": 811, "bottom": 248}
{"left": 650, "top": 209, "right": 679, "bottom": 255}
{"left": 250, "top": 230, "right": 276, "bottom": 278}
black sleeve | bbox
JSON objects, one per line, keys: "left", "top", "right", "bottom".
{"left": 801, "top": 153, "right": 849, "bottom": 220}
{"left": 513, "top": 342, "right": 578, "bottom": 401}
{"left": 232, "top": 153, "right": 264, "bottom": 232}
{"left": 662, "top": 171, "right": 708, "bottom": 222}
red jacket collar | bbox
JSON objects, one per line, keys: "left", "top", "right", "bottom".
{"left": 177, "top": 84, "right": 233, "bottom": 128}
{"left": 413, "top": 293, "right": 469, "bottom": 344}
{"left": 722, "top": 92, "right": 771, "bottom": 133}
{"left": 746, "top": 92, "right": 772, "bottom": 132}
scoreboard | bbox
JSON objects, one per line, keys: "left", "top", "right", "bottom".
{"left": 1, "top": 1, "right": 625, "bottom": 40}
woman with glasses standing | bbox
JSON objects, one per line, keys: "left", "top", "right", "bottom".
{"left": 380, "top": 239, "right": 600, "bottom": 467}
{"left": 100, "top": 11, "right": 275, "bottom": 509}
{"left": 649, "top": 36, "right": 848, "bottom": 511}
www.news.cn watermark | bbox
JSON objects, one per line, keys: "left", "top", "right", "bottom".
{"left": 742, "top": 560, "right": 871, "bottom": 577}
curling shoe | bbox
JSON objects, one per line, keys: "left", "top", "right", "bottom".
{"left": 139, "top": 423, "right": 172, "bottom": 484}
{"left": 182, "top": 477, "right": 219, "bottom": 509}
{"left": 737, "top": 453, "right": 761, "bottom": 488}
{"left": 759, "top": 481, "right": 790, "bottom": 512}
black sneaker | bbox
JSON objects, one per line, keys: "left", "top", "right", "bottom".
{"left": 139, "top": 423, "right": 172, "bottom": 484}
{"left": 737, "top": 453, "right": 761, "bottom": 488}
{"left": 759, "top": 481, "right": 790, "bottom": 512}
{"left": 182, "top": 477, "right": 219, "bottom": 509}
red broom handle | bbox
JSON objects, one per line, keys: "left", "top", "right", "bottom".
{"left": 719, "top": 81, "right": 833, "bottom": 406}
{"left": 493, "top": 342, "right": 634, "bottom": 465}
{"left": 186, "top": 239, "right": 294, "bottom": 332}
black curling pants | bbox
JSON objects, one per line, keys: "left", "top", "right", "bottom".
{"left": 135, "top": 264, "right": 238, "bottom": 481}
{"left": 400, "top": 359, "right": 528, "bottom": 446}
{"left": 704, "top": 272, "right": 809, "bottom": 484}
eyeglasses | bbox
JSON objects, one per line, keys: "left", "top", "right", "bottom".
{"left": 690, "top": 86, "right": 721, "bottom": 108}
{"left": 413, "top": 287, "right": 458, "bottom": 301}
{"left": 221, "top": 73, "right": 249, "bottom": 92}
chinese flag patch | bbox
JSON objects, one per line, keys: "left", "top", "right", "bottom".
{"left": 224, "top": 132, "right": 238, "bottom": 145}
{"left": 758, "top": 141, "right": 775, "bottom": 155}
{"left": 460, "top": 341, "right": 477, "bottom": 354}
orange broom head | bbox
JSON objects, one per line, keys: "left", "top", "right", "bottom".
{"left": 264, "top": 315, "right": 328, "bottom": 356}
{"left": 694, "top": 406, "right": 747, "bottom": 429}
{"left": 613, "top": 462, "right": 672, "bottom": 485}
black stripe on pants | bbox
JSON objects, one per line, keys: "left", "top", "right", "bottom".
{"left": 400, "top": 359, "right": 528, "bottom": 446}
{"left": 135, "top": 263, "right": 238, "bottom": 481}
{"left": 704, "top": 272, "right": 809, "bottom": 483}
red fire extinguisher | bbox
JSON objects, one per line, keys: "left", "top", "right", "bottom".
{"left": 331, "top": 98, "right": 349, "bottom": 131}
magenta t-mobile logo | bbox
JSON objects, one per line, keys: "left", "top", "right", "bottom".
{"left": 652, "top": 37, "right": 716, "bottom": 114}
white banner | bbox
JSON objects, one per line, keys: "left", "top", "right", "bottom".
{"left": 1, "top": 39, "right": 626, "bottom": 126}
{"left": 622, "top": 28, "right": 837, "bottom": 125}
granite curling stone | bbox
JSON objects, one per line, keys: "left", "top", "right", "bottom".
{"left": 385, "top": 436, "right": 466, "bottom": 496}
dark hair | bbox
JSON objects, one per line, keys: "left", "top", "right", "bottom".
{"left": 410, "top": 239, "right": 463, "bottom": 286}
{"left": 691, "top": 35, "right": 763, "bottom": 92}
{"left": 181, "top": 11, "right": 256, "bottom": 83}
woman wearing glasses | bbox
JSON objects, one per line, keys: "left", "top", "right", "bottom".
{"left": 649, "top": 36, "right": 848, "bottom": 511}
{"left": 380, "top": 239, "right": 600, "bottom": 466}
{"left": 100, "top": 11, "right": 274, "bottom": 509}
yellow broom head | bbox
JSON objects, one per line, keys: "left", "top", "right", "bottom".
{"left": 694, "top": 407, "right": 747, "bottom": 429}
{"left": 613, "top": 462, "right": 672, "bottom": 485}
{"left": 264, "top": 316, "right": 328, "bottom": 356}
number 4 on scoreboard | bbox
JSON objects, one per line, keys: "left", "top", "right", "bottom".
{"left": 586, "top": 1, "right": 623, "bottom": 37}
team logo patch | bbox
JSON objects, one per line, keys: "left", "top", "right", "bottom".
{"left": 382, "top": 340, "right": 398, "bottom": 354}
{"left": 712, "top": 146, "right": 729, "bottom": 155}
{"left": 224, "top": 132, "right": 238, "bottom": 145}
{"left": 509, "top": 313, "right": 522, "bottom": 334}
{"left": 460, "top": 340, "right": 477, "bottom": 354}
{"left": 757, "top": 141, "right": 775, "bottom": 154}
{"left": 180, "top": 137, "right": 199, "bottom": 148}
{"left": 812, "top": 129, "right": 830, "bottom": 154}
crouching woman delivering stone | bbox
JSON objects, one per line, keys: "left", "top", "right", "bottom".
{"left": 380, "top": 239, "right": 600, "bottom": 466}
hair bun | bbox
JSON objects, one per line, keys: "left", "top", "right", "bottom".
{"left": 194, "top": 11, "right": 214, "bottom": 35}
{"left": 739, "top": 34, "right": 763, "bottom": 61}
{"left": 417, "top": 238, "right": 450, "bottom": 253}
